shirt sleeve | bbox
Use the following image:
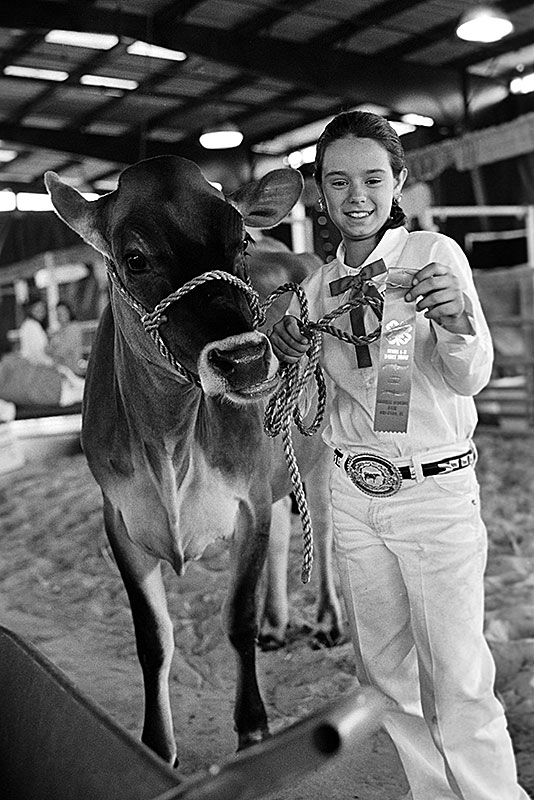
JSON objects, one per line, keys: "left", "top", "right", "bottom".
{"left": 428, "top": 237, "right": 493, "bottom": 396}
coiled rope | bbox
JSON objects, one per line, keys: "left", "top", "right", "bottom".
{"left": 106, "top": 258, "right": 382, "bottom": 585}
{"left": 261, "top": 281, "right": 383, "bottom": 583}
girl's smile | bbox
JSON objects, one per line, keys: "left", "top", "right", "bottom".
{"left": 320, "top": 136, "right": 406, "bottom": 264}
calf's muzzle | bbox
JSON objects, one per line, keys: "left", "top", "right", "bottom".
{"left": 208, "top": 339, "right": 269, "bottom": 389}
{"left": 198, "top": 331, "right": 279, "bottom": 401}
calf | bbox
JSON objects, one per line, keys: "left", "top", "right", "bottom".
{"left": 45, "top": 156, "right": 329, "bottom": 765}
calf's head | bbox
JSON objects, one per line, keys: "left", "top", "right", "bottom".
{"left": 45, "top": 155, "right": 303, "bottom": 403}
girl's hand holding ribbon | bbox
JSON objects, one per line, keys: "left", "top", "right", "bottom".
{"left": 405, "top": 261, "right": 473, "bottom": 334}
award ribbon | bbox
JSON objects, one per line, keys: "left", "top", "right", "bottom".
{"left": 373, "top": 268, "right": 418, "bottom": 433}
{"left": 329, "top": 259, "right": 386, "bottom": 368}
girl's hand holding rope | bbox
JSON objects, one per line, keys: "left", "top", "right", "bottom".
{"left": 269, "top": 314, "right": 311, "bottom": 364}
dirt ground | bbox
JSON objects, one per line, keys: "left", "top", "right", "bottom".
{"left": 0, "top": 429, "right": 533, "bottom": 799}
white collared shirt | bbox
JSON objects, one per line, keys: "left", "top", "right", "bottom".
{"left": 289, "top": 226, "right": 493, "bottom": 461}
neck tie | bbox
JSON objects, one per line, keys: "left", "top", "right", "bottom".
{"left": 329, "top": 258, "right": 386, "bottom": 368}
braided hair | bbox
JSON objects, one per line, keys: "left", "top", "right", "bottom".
{"left": 314, "top": 110, "right": 407, "bottom": 230}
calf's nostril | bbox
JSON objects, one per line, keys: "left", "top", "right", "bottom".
{"left": 209, "top": 348, "right": 235, "bottom": 376}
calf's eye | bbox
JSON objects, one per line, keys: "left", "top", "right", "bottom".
{"left": 125, "top": 253, "right": 147, "bottom": 273}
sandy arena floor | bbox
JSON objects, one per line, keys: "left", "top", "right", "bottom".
{"left": 0, "top": 429, "right": 532, "bottom": 799}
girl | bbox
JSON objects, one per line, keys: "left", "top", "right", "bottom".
{"left": 270, "top": 111, "right": 528, "bottom": 800}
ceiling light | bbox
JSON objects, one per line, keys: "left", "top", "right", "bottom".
{"left": 0, "top": 149, "right": 18, "bottom": 162}
{"left": 45, "top": 30, "right": 119, "bottom": 50}
{"left": 388, "top": 120, "right": 416, "bottom": 136}
{"left": 401, "top": 113, "right": 434, "bottom": 127}
{"left": 14, "top": 191, "right": 98, "bottom": 212}
{"left": 286, "top": 145, "right": 317, "bottom": 168}
{"left": 0, "top": 191, "right": 16, "bottom": 212}
{"left": 456, "top": 5, "right": 514, "bottom": 43}
{"left": 510, "top": 73, "right": 534, "bottom": 95}
{"left": 199, "top": 123, "right": 244, "bottom": 150}
{"left": 4, "top": 65, "right": 69, "bottom": 81}
{"left": 93, "top": 176, "right": 119, "bottom": 191}
{"left": 16, "top": 193, "right": 54, "bottom": 212}
{"left": 80, "top": 75, "right": 138, "bottom": 91}
{"left": 126, "top": 41, "right": 187, "bottom": 61}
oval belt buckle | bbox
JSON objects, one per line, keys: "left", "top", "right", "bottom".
{"left": 345, "top": 453, "right": 402, "bottom": 497}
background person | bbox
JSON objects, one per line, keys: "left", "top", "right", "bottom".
{"left": 0, "top": 296, "right": 84, "bottom": 408}
{"left": 47, "top": 300, "right": 85, "bottom": 376}
{"left": 18, "top": 297, "right": 52, "bottom": 365}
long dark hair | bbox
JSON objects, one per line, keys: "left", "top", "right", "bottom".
{"left": 314, "top": 110, "right": 407, "bottom": 229}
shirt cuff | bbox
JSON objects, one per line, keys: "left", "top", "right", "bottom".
{"left": 431, "top": 293, "right": 476, "bottom": 340}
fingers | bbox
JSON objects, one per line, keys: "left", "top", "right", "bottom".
{"left": 404, "top": 262, "right": 464, "bottom": 318}
{"left": 405, "top": 263, "right": 450, "bottom": 301}
{"left": 408, "top": 282, "right": 464, "bottom": 314}
{"left": 419, "top": 294, "right": 465, "bottom": 320}
{"left": 269, "top": 315, "right": 310, "bottom": 363}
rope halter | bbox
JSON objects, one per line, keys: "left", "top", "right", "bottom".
{"left": 105, "top": 257, "right": 264, "bottom": 383}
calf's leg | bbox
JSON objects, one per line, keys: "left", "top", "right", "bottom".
{"left": 259, "top": 496, "right": 291, "bottom": 650}
{"left": 225, "top": 502, "right": 271, "bottom": 750}
{"left": 260, "top": 451, "right": 345, "bottom": 649}
{"left": 306, "top": 455, "right": 345, "bottom": 647}
{"left": 103, "top": 499, "right": 177, "bottom": 765}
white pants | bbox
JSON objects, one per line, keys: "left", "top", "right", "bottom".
{"left": 330, "top": 460, "right": 529, "bottom": 800}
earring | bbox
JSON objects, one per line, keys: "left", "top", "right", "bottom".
{"left": 318, "top": 197, "right": 325, "bottom": 211}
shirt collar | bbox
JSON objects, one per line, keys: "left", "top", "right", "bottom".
{"left": 335, "top": 227, "right": 408, "bottom": 274}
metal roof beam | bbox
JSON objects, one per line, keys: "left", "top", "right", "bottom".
{"left": 0, "top": 1, "right": 503, "bottom": 124}
{"left": 0, "top": 122, "right": 221, "bottom": 166}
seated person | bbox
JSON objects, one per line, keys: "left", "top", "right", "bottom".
{"left": 19, "top": 297, "right": 51, "bottom": 365}
{"left": 47, "top": 301, "right": 86, "bottom": 376}
{"left": 0, "top": 297, "right": 84, "bottom": 409}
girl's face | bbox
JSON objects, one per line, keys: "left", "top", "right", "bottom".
{"left": 319, "top": 136, "right": 407, "bottom": 252}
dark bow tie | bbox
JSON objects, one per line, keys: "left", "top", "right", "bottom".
{"left": 329, "top": 258, "right": 386, "bottom": 368}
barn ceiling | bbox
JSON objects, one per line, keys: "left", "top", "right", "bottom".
{"left": 0, "top": 0, "right": 533, "bottom": 194}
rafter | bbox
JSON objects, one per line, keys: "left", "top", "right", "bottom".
{"left": 0, "top": 1, "right": 501, "bottom": 124}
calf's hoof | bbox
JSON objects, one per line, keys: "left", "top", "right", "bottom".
{"left": 257, "top": 632, "right": 286, "bottom": 651}
{"left": 237, "top": 727, "right": 271, "bottom": 751}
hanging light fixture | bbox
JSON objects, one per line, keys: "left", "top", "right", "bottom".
{"left": 456, "top": 5, "right": 514, "bottom": 43}
{"left": 199, "top": 122, "right": 244, "bottom": 150}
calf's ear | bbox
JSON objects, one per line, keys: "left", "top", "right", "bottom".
{"left": 44, "top": 171, "right": 111, "bottom": 257}
{"left": 227, "top": 168, "right": 303, "bottom": 228}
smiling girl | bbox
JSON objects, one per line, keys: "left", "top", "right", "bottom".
{"left": 270, "top": 111, "right": 528, "bottom": 800}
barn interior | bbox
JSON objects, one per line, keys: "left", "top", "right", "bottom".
{"left": 0, "top": 4, "right": 533, "bottom": 800}
{"left": 0, "top": 0, "right": 533, "bottom": 432}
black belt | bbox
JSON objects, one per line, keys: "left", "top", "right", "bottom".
{"left": 333, "top": 448, "right": 475, "bottom": 497}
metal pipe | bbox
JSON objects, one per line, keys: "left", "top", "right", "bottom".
{"left": 162, "top": 685, "right": 393, "bottom": 800}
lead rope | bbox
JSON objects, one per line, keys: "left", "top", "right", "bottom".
{"left": 105, "top": 258, "right": 382, "bottom": 585}
{"left": 260, "top": 281, "right": 383, "bottom": 583}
